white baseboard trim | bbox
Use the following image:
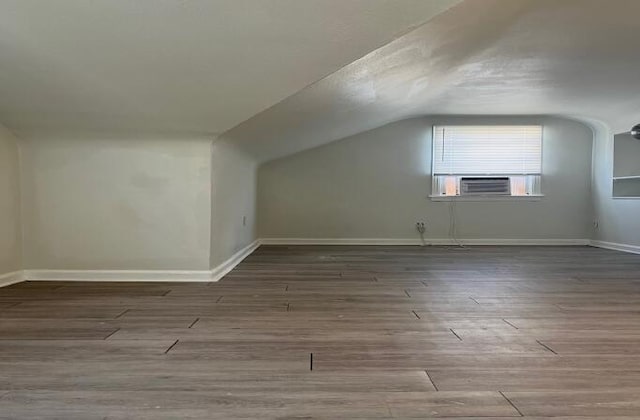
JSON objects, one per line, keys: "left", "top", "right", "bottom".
{"left": 21, "top": 239, "right": 262, "bottom": 283}
{"left": 23, "top": 269, "right": 213, "bottom": 282}
{"left": 19, "top": 237, "right": 640, "bottom": 285}
{"left": 259, "top": 238, "right": 591, "bottom": 246}
{"left": 0, "top": 270, "right": 24, "bottom": 288}
{"left": 261, "top": 238, "right": 422, "bottom": 245}
{"left": 590, "top": 240, "right": 640, "bottom": 255}
{"left": 211, "top": 239, "right": 261, "bottom": 282}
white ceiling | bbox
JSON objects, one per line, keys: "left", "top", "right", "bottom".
{"left": 0, "top": 0, "right": 459, "bottom": 134}
{"left": 225, "top": 0, "right": 640, "bottom": 162}
{"left": 3, "top": 0, "right": 639, "bottom": 160}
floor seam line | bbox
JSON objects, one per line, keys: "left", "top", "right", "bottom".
{"left": 103, "top": 328, "right": 120, "bottom": 340}
{"left": 502, "top": 318, "right": 519, "bottom": 330}
{"left": 114, "top": 309, "right": 129, "bottom": 319}
{"left": 450, "top": 328, "right": 462, "bottom": 341}
{"left": 424, "top": 370, "right": 439, "bottom": 391}
{"left": 499, "top": 391, "right": 524, "bottom": 417}
{"left": 164, "top": 339, "right": 179, "bottom": 354}
{"left": 536, "top": 339, "right": 558, "bottom": 354}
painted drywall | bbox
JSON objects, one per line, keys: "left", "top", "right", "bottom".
{"left": 258, "top": 116, "right": 593, "bottom": 241}
{"left": 210, "top": 139, "right": 258, "bottom": 268}
{"left": 592, "top": 125, "right": 640, "bottom": 247}
{"left": 613, "top": 133, "right": 640, "bottom": 178}
{"left": 19, "top": 133, "right": 211, "bottom": 270}
{"left": 612, "top": 133, "right": 640, "bottom": 197}
{"left": 0, "top": 124, "right": 22, "bottom": 275}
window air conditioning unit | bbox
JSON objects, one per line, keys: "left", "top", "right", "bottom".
{"left": 460, "top": 177, "right": 511, "bottom": 195}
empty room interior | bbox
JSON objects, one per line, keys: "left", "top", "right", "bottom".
{"left": 3, "top": 0, "right": 640, "bottom": 418}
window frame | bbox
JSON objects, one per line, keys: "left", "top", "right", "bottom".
{"left": 429, "top": 125, "right": 545, "bottom": 201}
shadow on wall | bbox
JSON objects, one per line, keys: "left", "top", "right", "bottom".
{"left": 589, "top": 119, "right": 640, "bottom": 248}
{"left": 0, "top": 124, "right": 22, "bottom": 277}
{"left": 210, "top": 138, "right": 259, "bottom": 268}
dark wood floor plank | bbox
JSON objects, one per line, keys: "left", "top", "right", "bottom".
{"left": 0, "top": 323, "right": 118, "bottom": 340}
{"left": 0, "top": 390, "right": 393, "bottom": 419}
{"left": 428, "top": 368, "right": 640, "bottom": 391}
{"left": 504, "top": 389, "right": 640, "bottom": 416}
{"left": 0, "top": 363, "right": 431, "bottom": 392}
{"left": 1, "top": 245, "right": 640, "bottom": 417}
{"left": 0, "top": 339, "right": 177, "bottom": 360}
{"left": 385, "top": 391, "right": 520, "bottom": 417}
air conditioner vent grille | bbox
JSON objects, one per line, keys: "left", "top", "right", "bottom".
{"left": 460, "top": 177, "right": 511, "bottom": 195}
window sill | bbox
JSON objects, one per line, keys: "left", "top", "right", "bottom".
{"left": 429, "top": 194, "right": 544, "bottom": 202}
{"left": 612, "top": 196, "right": 640, "bottom": 200}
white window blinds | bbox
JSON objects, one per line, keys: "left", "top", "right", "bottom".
{"left": 432, "top": 125, "right": 542, "bottom": 175}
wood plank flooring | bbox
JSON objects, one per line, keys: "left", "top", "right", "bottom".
{"left": 1, "top": 245, "right": 640, "bottom": 419}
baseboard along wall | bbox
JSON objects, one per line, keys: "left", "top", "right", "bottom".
{"left": 2, "top": 238, "right": 639, "bottom": 288}
{"left": 590, "top": 240, "right": 640, "bottom": 255}
{"left": 259, "top": 238, "right": 591, "bottom": 246}
{"left": 0, "top": 270, "right": 24, "bottom": 288}
{"left": 4, "top": 239, "right": 260, "bottom": 286}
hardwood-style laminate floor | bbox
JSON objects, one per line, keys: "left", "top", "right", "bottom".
{"left": 1, "top": 245, "right": 640, "bottom": 419}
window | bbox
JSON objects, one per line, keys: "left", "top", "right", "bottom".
{"left": 431, "top": 125, "right": 543, "bottom": 198}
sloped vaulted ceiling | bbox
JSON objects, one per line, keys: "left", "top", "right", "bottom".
{"left": 224, "top": 0, "right": 640, "bottom": 162}
{"left": 0, "top": 0, "right": 459, "bottom": 134}
{"left": 3, "top": 0, "right": 639, "bottom": 160}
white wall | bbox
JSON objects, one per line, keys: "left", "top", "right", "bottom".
{"left": 613, "top": 133, "right": 640, "bottom": 178}
{"left": 258, "top": 116, "right": 594, "bottom": 242}
{"left": 612, "top": 133, "right": 640, "bottom": 197}
{"left": 13, "top": 131, "right": 259, "bottom": 273}
{"left": 210, "top": 139, "right": 258, "bottom": 267}
{"left": 592, "top": 124, "right": 640, "bottom": 248}
{"left": 19, "top": 133, "right": 211, "bottom": 270}
{"left": 0, "top": 124, "right": 22, "bottom": 275}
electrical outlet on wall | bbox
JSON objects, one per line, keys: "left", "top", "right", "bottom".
{"left": 593, "top": 219, "right": 599, "bottom": 230}
{"left": 416, "top": 221, "right": 426, "bottom": 234}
